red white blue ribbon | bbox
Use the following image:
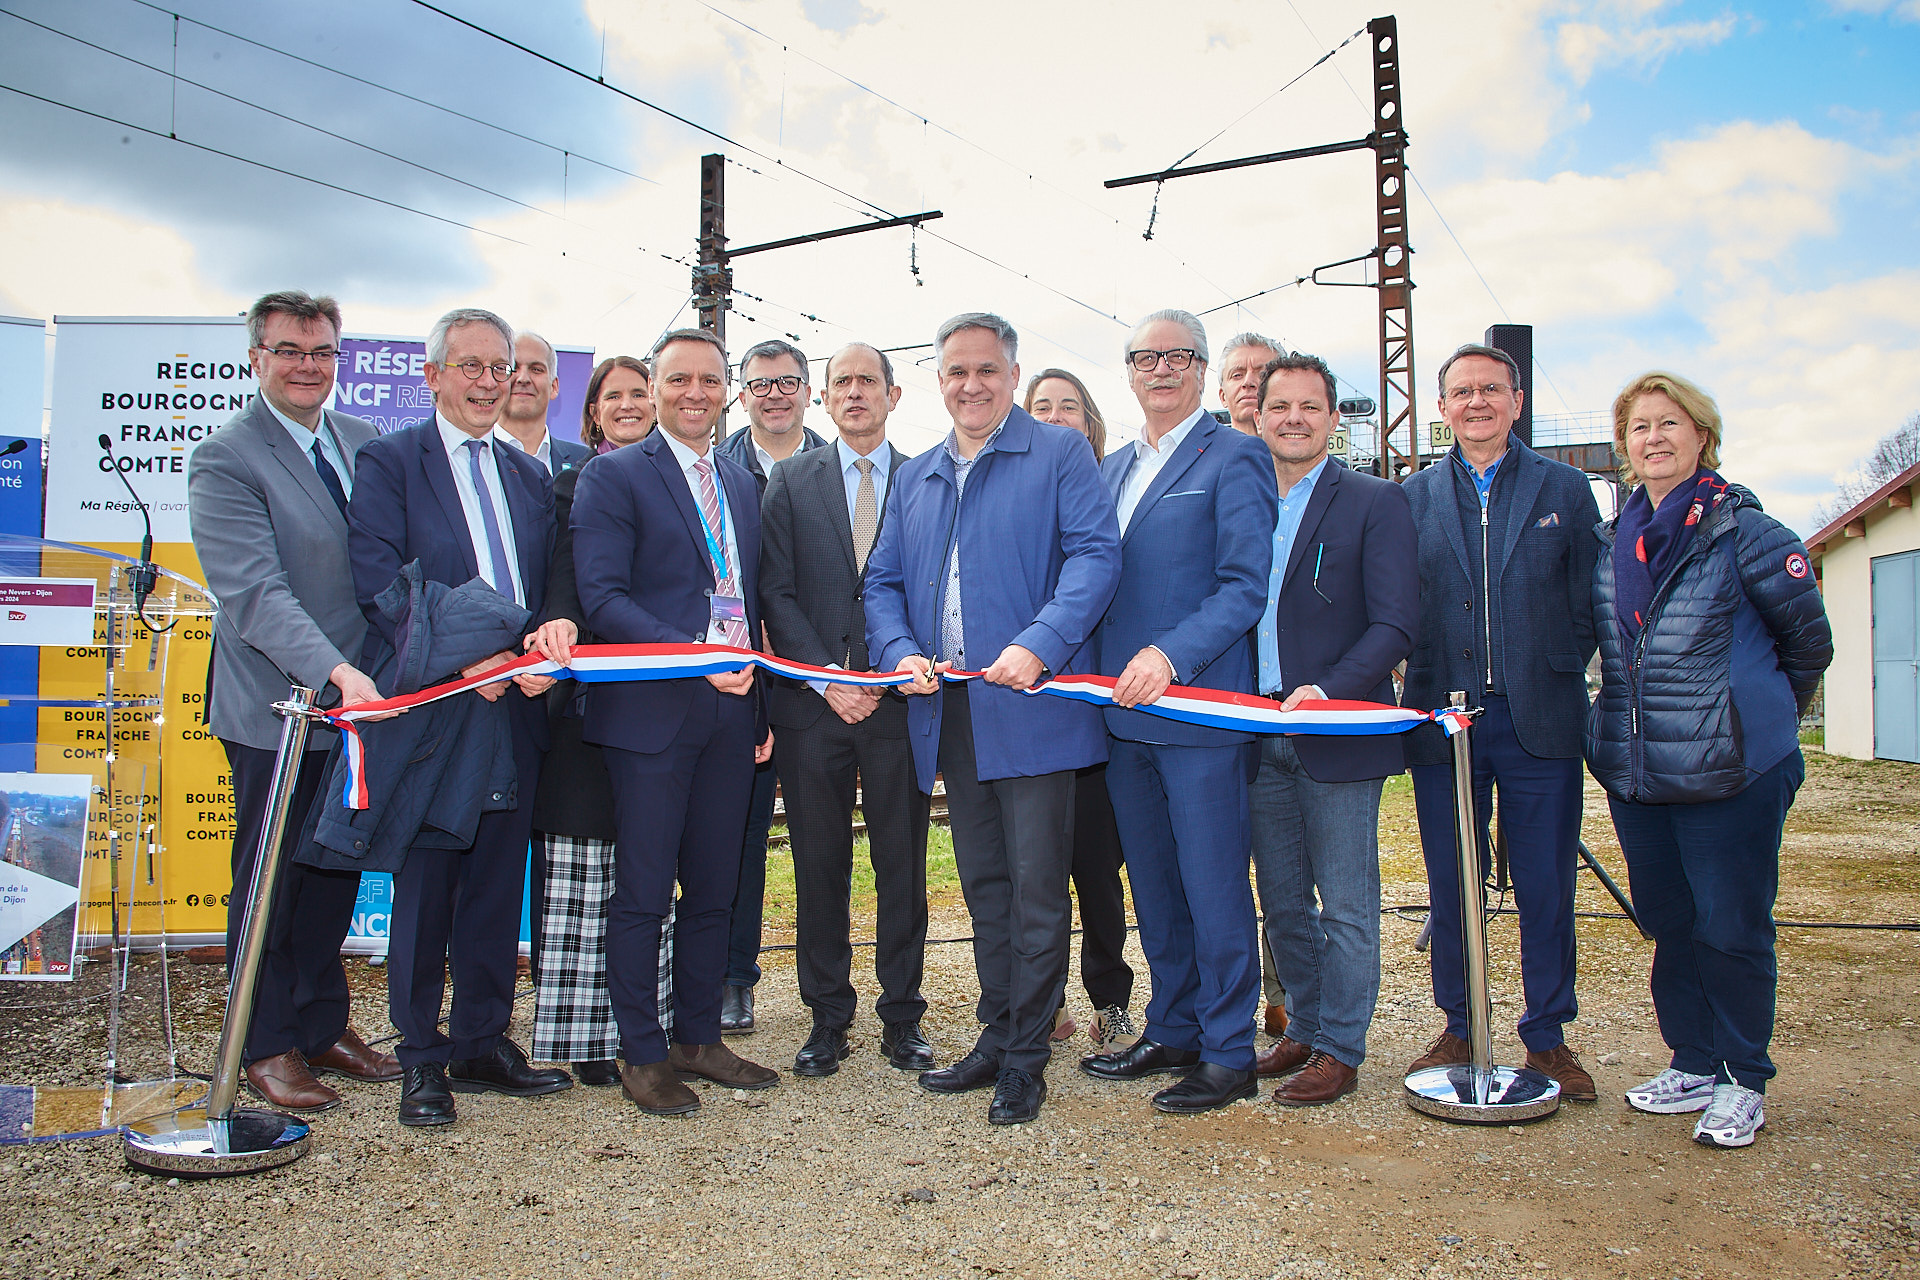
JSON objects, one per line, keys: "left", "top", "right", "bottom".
{"left": 320, "top": 643, "right": 1468, "bottom": 809}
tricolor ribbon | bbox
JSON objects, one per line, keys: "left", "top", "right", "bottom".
{"left": 320, "top": 643, "right": 1470, "bottom": 809}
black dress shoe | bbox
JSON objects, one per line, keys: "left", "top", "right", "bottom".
{"left": 574, "top": 1059, "right": 621, "bottom": 1087}
{"left": 398, "top": 1062, "right": 456, "bottom": 1127}
{"left": 987, "top": 1068, "right": 1046, "bottom": 1125}
{"left": 793, "top": 1025, "right": 851, "bottom": 1077}
{"left": 447, "top": 1038, "right": 573, "bottom": 1096}
{"left": 918, "top": 1048, "right": 1000, "bottom": 1095}
{"left": 1152, "top": 1061, "right": 1258, "bottom": 1114}
{"left": 880, "top": 1021, "right": 936, "bottom": 1072}
{"left": 1079, "top": 1037, "right": 1201, "bottom": 1081}
{"left": 719, "top": 984, "right": 756, "bottom": 1034}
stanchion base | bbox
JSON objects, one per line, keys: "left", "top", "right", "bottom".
{"left": 1404, "top": 1064, "right": 1561, "bottom": 1124}
{"left": 123, "top": 1108, "right": 311, "bottom": 1178}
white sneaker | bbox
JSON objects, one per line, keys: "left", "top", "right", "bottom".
{"left": 1625, "top": 1068, "right": 1715, "bottom": 1114}
{"left": 1692, "top": 1082, "right": 1765, "bottom": 1147}
{"left": 1090, "top": 1005, "right": 1137, "bottom": 1050}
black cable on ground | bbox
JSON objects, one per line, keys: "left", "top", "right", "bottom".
{"left": 1386, "top": 905, "right": 1919, "bottom": 932}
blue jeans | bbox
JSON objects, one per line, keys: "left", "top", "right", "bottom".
{"left": 1608, "top": 750, "right": 1804, "bottom": 1094}
{"left": 725, "top": 758, "right": 777, "bottom": 989}
{"left": 1249, "top": 735, "right": 1384, "bottom": 1069}
{"left": 1410, "top": 694, "right": 1583, "bottom": 1053}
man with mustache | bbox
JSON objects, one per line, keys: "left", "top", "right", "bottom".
{"left": 1077, "top": 310, "right": 1276, "bottom": 1114}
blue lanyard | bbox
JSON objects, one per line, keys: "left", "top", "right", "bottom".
{"left": 693, "top": 463, "right": 733, "bottom": 583}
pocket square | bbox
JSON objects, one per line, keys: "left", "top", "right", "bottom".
{"left": 1535, "top": 512, "right": 1560, "bottom": 528}
{"left": 1163, "top": 489, "right": 1207, "bottom": 498}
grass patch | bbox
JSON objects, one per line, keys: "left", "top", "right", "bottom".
{"left": 762, "top": 825, "right": 961, "bottom": 933}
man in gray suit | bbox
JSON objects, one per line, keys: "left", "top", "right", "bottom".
{"left": 759, "top": 343, "right": 932, "bottom": 1079}
{"left": 187, "top": 289, "right": 399, "bottom": 1113}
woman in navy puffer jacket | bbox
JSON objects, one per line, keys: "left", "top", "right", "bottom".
{"left": 1587, "top": 370, "right": 1831, "bottom": 1151}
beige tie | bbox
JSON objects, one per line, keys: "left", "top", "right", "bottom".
{"left": 852, "top": 457, "right": 877, "bottom": 572}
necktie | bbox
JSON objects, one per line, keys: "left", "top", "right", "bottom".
{"left": 852, "top": 457, "right": 877, "bottom": 572}
{"left": 463, "top": 438, "right": 517, "bottom": 601}
{"left": 310, "top": 441, "right": 349, "bottom": 521}
{"left": 694, "top": 457, "right": 752, "bottom": 648}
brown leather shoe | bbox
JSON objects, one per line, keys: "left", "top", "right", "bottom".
{"left": 1271, "top": 1051, "right": 1358, "bottom": 1107}
{"left": 245, "top": 1050, "right": 343, "bottom": 1113}
{"left": 1526, "top": 1044, "right": 1598, "bottom": 1102}
{"left": 1263, "top": 1002, "right": 1289, "bottom": 1040}
{"left": 309, "top": 1027, "right": 401, "bottom": 1082}
{"left": 1408, "top": 1030, "right": 1471, "bottom": 1074}
{"left": 1254, "top": 1037, "right": 1314, "bottom": 1078}
{"left": 669, "top": 1041, "right": 780, "bottom": 1090}
{"left": 621, "top": 1061, "right": 699, "bottom": 1116}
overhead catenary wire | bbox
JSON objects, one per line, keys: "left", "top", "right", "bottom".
{"left": 404, "top": 0, "right": 1136, "bottom": 334}
{"left": 124, "top": 0, "right": 663, "bottom": 190}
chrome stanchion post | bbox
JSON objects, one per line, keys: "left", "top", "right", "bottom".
{"left": 1405, "top": 692, "right": 1560, "bottom": 1124}
{"left": 124, "top": 685, "right": 321, "bottom": 1177}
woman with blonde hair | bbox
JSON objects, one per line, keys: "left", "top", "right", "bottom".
{"left": 1586, "top": 370, "right": 1831, "bottom": 1147}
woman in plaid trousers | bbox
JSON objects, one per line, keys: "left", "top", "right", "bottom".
{"left": 530, "top": 356, "right": 672, "bottom": 1084}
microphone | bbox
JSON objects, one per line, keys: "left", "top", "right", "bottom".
{"left": 97, "top": 433, "right": 161, "bottom": 624}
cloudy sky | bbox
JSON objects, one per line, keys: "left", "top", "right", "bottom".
{"left": 1, "top": 0, "right": 1915, "bottom": 532}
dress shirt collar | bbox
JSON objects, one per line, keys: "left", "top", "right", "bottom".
{"left": 493, "top": 424, "right": 551, "bottom": 471}
{"left": 943, "top": 414, "right": 1008, "bottom": 468}
{"left": 661, "top": 429, "right": 713, "bottom": 476}
{"left": 1280, "top": 454, "right": 1332, "bottom": 502}
{"left": 1136, "top": 406, "right": 1207, "bottom": 460}
{"left": 437, "top": 412, "right": 497, "bottom": 461}
{"left": 262, "top": 397, "right": 322, "bottom": 451}
{"left": 836, "top": 436, "right": 891, "bottom": 480}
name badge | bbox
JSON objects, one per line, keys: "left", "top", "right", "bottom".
{"left": 710, "top": 594, "right": 746, "bottom": 625}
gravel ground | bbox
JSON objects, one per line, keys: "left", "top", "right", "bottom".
{"left": 2, "top": 750, "right": 1915, "bottom": 1280}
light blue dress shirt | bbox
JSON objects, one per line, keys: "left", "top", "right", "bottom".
{"left": 1115, "top": 407, "right": 1205, "bottom": 533}
{"left": 436, "top": 413, "right": 525, "bottom": 606}
{"left": 1256, "top": 455, "right": 1331, "bottom": 695}
{"left": 836, "top": 436, "right": 891, "bottom": 525}
{"left": 263, "top": 400, "right": 353, "bottom": 499}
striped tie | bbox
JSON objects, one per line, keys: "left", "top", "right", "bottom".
{"left": 694, "top": 456, "right": 752, "bottom": 648}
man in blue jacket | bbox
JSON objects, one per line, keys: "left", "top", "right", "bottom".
{"left": 1400, "top": 342, "right": 1602, "bottom": 1102}
{"left": 1076, "top": 310, "right": 1276, "bottom": 1114}
{"left": 1246, "top": 353, "right": 1419, "bottom": 1106}
{"left": 864, "top": 312, "right": 1121, "bottom": 1125}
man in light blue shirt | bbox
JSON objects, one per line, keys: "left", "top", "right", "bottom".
{"left": 759, "top": 343, "right": 933, "bottom": 1080}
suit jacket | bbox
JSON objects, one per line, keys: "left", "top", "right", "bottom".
{"left": 1097, "top": 415, "right": 1276, "bottom": 746}
{"left": 347, "top": 417, "right": 556, "bottom": 749}
{"left": 550, "top": 436, "right": 591, "bottom": 475}
{"left": 715, "top": 423, "right": 828, "bottom": 496}
{"left": 759, "top": 439, "right": 909, "bottom": 736}
{"left": 188, "top": 398, "right": 376, "bottom": 751}
{"left": 1270, "top": 458, "right": 1420, "bottom": 782}
{"left": 1401, "top": 437, "right": 1601, "bottom": 766}
{"left": 864, "top": 408, "right": 1121, "bottom": 790}
{"left": 570, "top": 431, "right": 767, "bottom": 754}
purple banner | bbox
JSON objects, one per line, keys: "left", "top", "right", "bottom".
{"left": 336, "top": 336, "right": 595, "bottom": 443}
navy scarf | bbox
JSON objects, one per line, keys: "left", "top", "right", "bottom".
{"left": 1614, "top": 468, "right": 1728, "bottom": 641}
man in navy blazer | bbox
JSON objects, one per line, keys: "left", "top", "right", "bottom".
{"left": 495, "top": 331, "right": 591, "bottom": 476}
{"left": 1400, "top": 343, "right": 1602, "bottom": 1102}
{"left": 864, "top": 312, "right": 1120, "bottom": 1125}
{"left": 1075, "top": 311, "right": 1277, "bottom": 1115}
{"left": 348, "top": 307, "right": 575, "bottom": 1127}
{"left": 1246, "top": 352, "right": 1419, "bottom": 1106}
{"left": 570, "top": 328, "right": 780, "bottom": 1116}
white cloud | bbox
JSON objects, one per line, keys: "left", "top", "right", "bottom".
{"left": 1556, "top": 10, "right": 1739, "bottom": 84}
{"left": 0, "top": 199, "right": 237, "bottom": 320}
{"left": 1824, "top": 0, "right": 1920, "bottom": 20}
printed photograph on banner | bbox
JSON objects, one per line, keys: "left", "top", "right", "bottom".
{"left": 0, "top": 772, "right": 91, "bottom": 981}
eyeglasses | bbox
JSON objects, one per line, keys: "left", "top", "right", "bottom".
{"left": 257, "top": 346, "right": 338, "bottom": 368}
{"left": 1126, "top": 348, "right": 1199, "bottom": 373}
{"left": 1444, "top": 382, "right": 1514, "bottom": 404}
{"left": 442, "top": 359, "right": 514, "bottom": 382}
{"left": 744, "top": 375, "right": 804, "bottom": 397}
